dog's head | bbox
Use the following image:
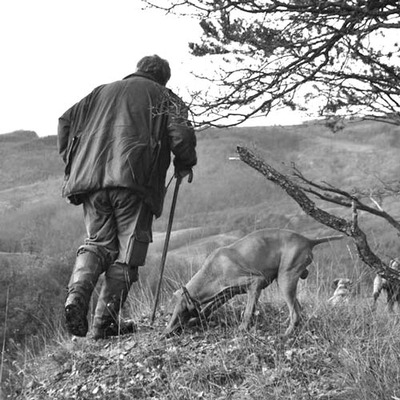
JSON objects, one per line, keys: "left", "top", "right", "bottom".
{"left": 329, "top": 278, "right": 353, "bottom": 306}
{"left": 164, "top": 288, "right": 199, "bottom": 336}
{"left": 332, "top": 278, "right": 352, "bottom": 291}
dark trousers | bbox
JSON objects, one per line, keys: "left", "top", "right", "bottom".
{"left": 81, "top": 188, "right": 153, "bottom": 267}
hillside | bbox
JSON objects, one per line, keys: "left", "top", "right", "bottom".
{"left": 1, "top": 122, "right": 400, "bottom": 224}
{"left": 2, "top": 122, "right": 400, "bottom": 399}
{"left": 0, "top": 130, "right": 62, "bottom": 192}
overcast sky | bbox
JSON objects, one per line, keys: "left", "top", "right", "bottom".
{"left": 0, "top": 0, "right": 205, "bottom": 137}
{"left": 0, "top": 0, "right": 309, "bottom": 138}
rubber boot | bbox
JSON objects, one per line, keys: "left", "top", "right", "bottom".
{"left": 65, "top": 250, "right": 103, "bottom": 337}
{"left": 91, "top": 264, "right": 138, "bottom": 340}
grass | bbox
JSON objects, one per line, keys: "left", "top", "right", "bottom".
{"left": 4, "top": 281, "right": 400, "bottom": 400}
{"left": 1, "top": 241, "right": 399, "bottom": 400}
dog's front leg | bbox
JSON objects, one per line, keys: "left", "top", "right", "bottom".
{"left": 239, "top": 278, "right": 267, "bottom": 331}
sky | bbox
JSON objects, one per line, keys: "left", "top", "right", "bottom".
{"left": 0, "top": 0, "right": 205, "bottom": 137}
{"left": 0, "top": 0, "right": 307, "bottom": 137}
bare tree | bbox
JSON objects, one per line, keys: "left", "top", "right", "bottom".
{"left": 143, "top": 0, "right": 400, "bottom": 128}
{"left": 142, "top": 0, "right": 400, "bottom": 284}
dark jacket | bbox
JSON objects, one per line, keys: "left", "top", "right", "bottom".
{"left": 58, "top": 72, "right": 197, "bottom": 217}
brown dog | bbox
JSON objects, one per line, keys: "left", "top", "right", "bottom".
{"left": 165, "top": 228, "right": 343, "bottom": 337}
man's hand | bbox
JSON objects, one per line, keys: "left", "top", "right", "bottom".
{"left": 175, "top": 169, "right": 193, "bottom": 183}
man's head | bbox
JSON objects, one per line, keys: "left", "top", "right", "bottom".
{"left": 136, "top": 55, "right": 171, "bottom": 86}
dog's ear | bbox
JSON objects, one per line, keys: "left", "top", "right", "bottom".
{"left": 332, "top": 278, "right": 340, "bottom": 289}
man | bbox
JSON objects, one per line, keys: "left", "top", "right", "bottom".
{"left": 58, "top": 55, "right": 197, "bottom": 340}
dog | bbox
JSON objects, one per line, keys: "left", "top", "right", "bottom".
{"left": 165, "top": 228, "right": 343, "bottom": 337}
{"left": 372, "top": 258, "right": 400, "bottom": 312}
{"left": 327, "top": 278, "right": 352, "bottom": 306}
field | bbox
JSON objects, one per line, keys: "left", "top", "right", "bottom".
{"left": 1, "top": 121, "right": 400, "bottom": 399}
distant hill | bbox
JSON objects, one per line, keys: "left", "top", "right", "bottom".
{"left": 0, "top": 130, "right": 62, "bottom": 191}
{"left": 1, "top": 120, "right": 400, "bottom": 257}
{"left": 0, "top": 129, "right": 38, "bottom": 142}
{"left": 1, "top": 121, "right": 399, "bottom": 193}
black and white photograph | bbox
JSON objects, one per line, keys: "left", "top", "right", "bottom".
{"left": 1, "top": 1, "right": 400, "bottom": 399}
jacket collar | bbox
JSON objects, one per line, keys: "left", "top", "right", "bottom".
{"left": 123, "top": 71, "right": 158, "bottom": 83}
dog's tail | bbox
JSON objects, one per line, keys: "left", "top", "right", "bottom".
{"left": 310, "top": 235, "right": 344, "bottom": 247}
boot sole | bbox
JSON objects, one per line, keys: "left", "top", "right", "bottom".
{"left": 65, "top": 304, "right": 88, "bottom": 337}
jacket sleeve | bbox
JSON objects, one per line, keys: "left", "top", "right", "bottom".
{"left": 167, "top": 91, "right": 197, "bottom": 171}
{"left": 58, "top": 106, "right": 74, "bottom": 163}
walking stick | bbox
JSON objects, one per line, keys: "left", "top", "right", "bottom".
{"left": 150, "top": 172, "right": 191, "bottom": 324}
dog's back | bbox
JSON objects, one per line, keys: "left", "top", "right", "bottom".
{"left": 225, "top": 228, "right": 342, "bottom": 274}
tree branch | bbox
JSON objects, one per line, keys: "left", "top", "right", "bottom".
{"left": 237, "top": 145, "right": 400, "bottom": 282}
{"left": 290, "top": 164, "right": 400, "bottom": 231}
{"left": 143, "top": 0, "right": 400, "bottom": 127}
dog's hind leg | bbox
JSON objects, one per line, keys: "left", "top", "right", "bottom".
{"left": 277, "top": 272, "right": 302, "bottom": 337}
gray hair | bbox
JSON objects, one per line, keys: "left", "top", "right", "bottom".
{"left": 136, "top": 55, "right": 171, "bottom": 86}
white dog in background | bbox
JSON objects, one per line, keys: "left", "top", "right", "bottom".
{"left": 328, "top": 278, "right": 353, "bottom": 306}
{"left": 372, "top": 258, "right": 400, "bottom": 312}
